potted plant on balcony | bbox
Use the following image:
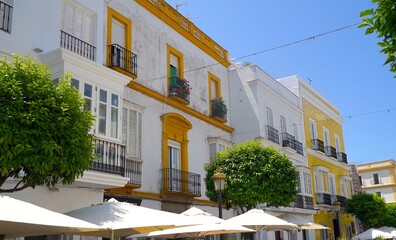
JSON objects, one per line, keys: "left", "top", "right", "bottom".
{"left": 211, "top": 97, "right": 227, "bottom": 122}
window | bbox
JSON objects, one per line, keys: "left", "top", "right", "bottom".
{"left": 280, "top": 115, "right": 286, "bottom": 133}
{"left": 328, "top": 173, "right": 336, "bottom": 196}
{"left": 303, "top": 171, "right": 312, "bottom": 195}
{"left": 334, "top": 134, "right": 341, "bottom": 153}
{"left": 83, "top": 83, "right": 92, "bottom": 112}
{"left": 110, "top": 94, "right": 118, "bottom": 138}
{"left": 122, "top": 107, "right": 142, "bottom": 159}
{"left": 98, "top": 89, "right": 107, "bottom": 135}
{"left": 309, "top": 119, "right": 317, "bottom": 140}
{"left": 97, "top": 89, "right": 119, "bottom": 139}
{"left": 323, "top": 127, "right": 330, "bottom": 147}
{"left": 208, "top": 72, "right": 221, "bottom": 101}
{"left": 209, "top": 143, "right": 226, "bottom": 160}
{"left": 167, "top": 45, "right": 184, "bottom": 96}
{"left": 292, "top": 122, "right": 298, "bottom": 140}
{"left": 0, "top": 0, "right": 13, "bottom": 33}
{"left": 62, "top": 0, "right": 95, "bottom": 44}
{"left": 266, "top": 107, "right": 273, "bottom": 127}
{"left": 373, "top": 173, "right": 379, "bottom": 184}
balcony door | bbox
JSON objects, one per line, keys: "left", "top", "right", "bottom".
{"left": 168, "top": 140, "right": 181, "bottom": 192}
{"left": 112, "top": 18, "right": 126, "bottom": 68}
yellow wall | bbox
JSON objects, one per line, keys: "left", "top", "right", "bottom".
{"left": 314, "top": 211, "right": 355, "bottom": 240}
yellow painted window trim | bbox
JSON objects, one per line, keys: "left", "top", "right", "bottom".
{"left": 208, "top": 72, "right": 221, "bottom": 114}
{"left": 106, "top": 7, "right": 132, "bottom": 65}
{"left": 167, "top": 44, "right": 184, "bottom": 78}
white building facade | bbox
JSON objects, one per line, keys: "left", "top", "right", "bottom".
{"left": 229, "top": 64, "right": 316, "bottom": 240}
{"left": 0, "top": 0, "right": 234, "bottom": 218}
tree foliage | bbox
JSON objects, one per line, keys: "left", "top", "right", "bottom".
{"left": 381, "top": 204, "right": 396, "bottom": 227}
{"left": 204, "top": 140, "right": 298, "bottom": 213}
{"left": 0, "top": 55, "right": 96, "bottom": 193}
{"left": 345, "top": 192, "right": 387, "bottom": 229}
{"left": 360, "top": 0, "right": 396, "bottom": 75}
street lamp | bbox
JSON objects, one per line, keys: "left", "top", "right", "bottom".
{"left": 333, "top": 200, "right": 341, "bottom": 239}
{"left": 212, "top": 169, "right": 226, "bottom": 219}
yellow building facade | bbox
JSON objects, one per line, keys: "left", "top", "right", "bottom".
{"left": 278, "top": 76, "right": 356, "bottom": 240}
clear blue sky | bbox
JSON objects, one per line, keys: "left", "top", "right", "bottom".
{"left": 167, "top": 0, "right": 396, "bottom": 165}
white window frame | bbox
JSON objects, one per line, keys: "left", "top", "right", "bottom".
{"left": 309, "top": 119, "right": 317, "bottom": 140}
{"left": 280, "top": 115, "right": 287, "bottom": 133}
{"left": 266, "top": 107, "right": 274, "bottom": 127}
{"left": 323, "top": 127, "right": 330, "bottom": 147}
{"left": 61, "top": 0, "right": 96, "bottom": 44}
{"left": 122, "top": 103, "right": 143, "bottom": 160}
{"left": 207, "top": 137, "right": 231, "bottom": 161}
{"left": 303, "top": 171, "right": 313, "bottom": 195}
{"left": 0, "top": 0, "right": 13, "bottom": 33}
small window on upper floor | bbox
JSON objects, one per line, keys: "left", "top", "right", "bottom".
{"left": 167, "top": 45, "right": 190, "bottom": 104}
{"left": 208, "top": 137, "right": 230, "bottom": 161}
{"left": 266, "top": 107, "right": 273, "bottom": 127}
{"left": 280, "top": 115, "right": 286, "bottom": 133}
{"left": 0, "top": 0, "right": 13, "bottom": 33}
{"left": 373, "top": 173, "right": 379, "bottom": 184}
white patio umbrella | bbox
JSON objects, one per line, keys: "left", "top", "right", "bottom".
{"left": 378, "top": 226, "right": 396, "bottom": 237}
{"left": 180, "top": 206, "right": 225, "bottom": 225}
{"left": 225, "top": 209, "right": 300, "bottom": 231}
{"left": 65, "top": 198, "right": 189, "bottom": 239}
{"left": 131, "top": 222, "right": 255, "bottom": 239}
{"left": 277, "top": 213, "right": 330, "bottom": 230}
{"left": 351, "top": 228, "right": 394, "bottom": 240}
{"left": 0, "top": 195, "right": 106, "bottom": 238}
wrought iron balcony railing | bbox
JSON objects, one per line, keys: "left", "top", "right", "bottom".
{"left": 60, "top": 31, "right": 96, "bottom": 61}
{"left": 108, "top": 44, "right": 137, "bottom": 77}
{"left": 325, "top": 146, "right": 337, "bottom": 159}
{"left": 160, "top": 168, "right": 201, "bottom": 196}
{"left": 295, "top": 140, "right": 304, "bottom": 155}
{"left": 311, "top": 138, "right": 325, "bottom": 153}
{"left": 90, "top": 139, "right": 142, "bottom": 186}
{"left": 211, "top": 98, "right": 227, "bottom": 120}
{"left": 316, "top": 192, "right": 333, "bottom": 205}
{"left": 337, "top": 152, "right": 348, "bottom": 164}
{"left": 281, "top": 132, "right": 295, "bottom": 149}
{"left": 169, "top": 77, "right": 190, "bottom": 103}
{"left": 336, "top": 195, "right": 347, "bottom": 208}
{"left": 0, "top": 1, "right": 12, "bottom": 33}
{"left": 265, "top": 125, "right": 279, "bottom": 144}
{"left": 125, "top": 158, "right": 142, "bottom": 186}
{"left": 289, "top": 194, "right": 314, "bottom": 209}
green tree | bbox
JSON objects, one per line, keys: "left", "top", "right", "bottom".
{"left": 360, "top": 0, "right": 396, "bottom": 75}
{"left": 345, "top": 192, "right": 387, "bottom": 229}
{"left": 380, "top": 204, "right": 396, "bottom": 227}
{"left": 204, "top": 140, "right": 299, "bottom": 213}
{"left": 0, "top": 55, "right": 96, "bottom": 193}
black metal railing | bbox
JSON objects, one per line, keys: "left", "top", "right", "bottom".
{"left": 337, "top": 152, "right": 348, "bottom": 164}
{"left": 336, "top": 195, "right": 347, "bottom": 208}
{"left": 281, "top": 132, "right": 295, "bottom": 149}
{"left": 265, "top": 125, "right": 279, "bottom": 144}
{"left": 108, "top": 44, "right": 137, "bottom": 76}
{"left": 211, "top": 98, "right": 227, "bottom": 120}
{"left": 160, "top": 168, "right": 201, "bottom": 196}
{"left": 169, "top": 77, "right": 190, "bottom": 103}
{"left": 325, "top": 146, "right": 337, "bottom": 159}
{"left": 290, "top": 194, "right": 314, "bottom": 209}
{"left": 316, "top": 192, "right": 332, "bottom": 205}
{"left": 90, "top": 139, "right": 126, "bottom": 176}
{"left": 0, "top": 1, "right": 12, "bottom": 33}
{"left": 60, "top": 31, "right": 96, "bottom": 61}
{"left": 295, "top": 140, "right": 304, "bottom": 155}
{"left": 311, "top": 138, "right": 325, "bottom": 153}
{"left": 125, "top": 158, "right": 142, "bottom": 186}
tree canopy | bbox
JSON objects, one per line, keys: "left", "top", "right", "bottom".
{"left": 360, "top": 0, "right": 396, "bottom": 75}
{"left": 345, "top": 192, "right": 388, "bottom": 229}
{"left": 205, "top": 140, "right": 298, "bottom": 213}
{"left": 0, "top": 55, "right": 96, "bottom": 193}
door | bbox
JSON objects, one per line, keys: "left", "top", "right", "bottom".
{"left": 112, "top": 18, "right": 126, "bottom": 67}
{"left": 168, "top": 140, "right": 181, "bottom": 191}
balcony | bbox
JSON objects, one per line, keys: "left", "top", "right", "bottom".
{"left": 211, "top": 98, "right": 227, "bottom": 122}
{"left": 280, "top": 132, "right": 304, "bottom": 156}
{"left": 311, "top": 138, "right": 324, "bottom": 153}
{"left": 60, "top": 31, "right": 96, "bottom": 61}
{"left": 169, "top": 77, "right": 190, "bottom": 104}
{"left": 160, "top": 168, "right": 201, "bottom": 196}
{"left": 295, "top": 140, "right": 304, "bottom": 155}
{"left": 325, "top": 146, "right": 337, "bottom": 159}
{"left": 108, "top": 44, "right": 137, "bottom": 78}
{"left": 0, "top": 1, "right": 12, "bottom": 33}
{"left": 265, "top": 125, "right": 279, "bottom": 144}
{"left": 316, "top": 192, "right": 333, "bottom": 205}
{"left": 336, "top": 195, "right": 347, "bottom": 209}
{"left": 337, "top": 152, "right": 348, "bottom": 164}
{"left": 289, "top": 194, "right": 314, "bottom": 210}
{"left": 281, "top": 132, "right": 295, "bottom": 149}
{"left": 90, "top": 139, "right": 142, "bottom": 186}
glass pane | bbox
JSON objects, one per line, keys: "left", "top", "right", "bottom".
{"left": 84, "top": 83, "right": 92, "bottom": 97}
{"left": 111, "top": 107, "right": 118, "bottom": 138}
{"left": 84, "top": 98, "right": 92, "bottom": 112}
{"left": 71, "top": 78, "right": 79, "bottom": 89}
{"left": 111, "top": 94, "right": 118, "bottom": 107}
{"left": 100, "top": 89, "right": 107, "bottom": 103}
{"left": 98, "top": 103, "right": 106, "bottom": 135}
{"left": 122, "top": 108, "right": 127, "bottom": 145}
